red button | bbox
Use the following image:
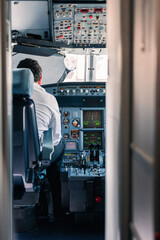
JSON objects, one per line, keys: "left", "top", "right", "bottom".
{"left": 68, "top": 26, "right": 71, "bottom": 30}
{"left": 60, "top": 35, "right": 63, "bottom": 39}
{"left": 95, "top": 196, "right": 101, "bottom": 203}
{"left": 155, "top": 233, "right": 160, "bottom": 240}
{"left": 89, "top": 15, "right": 93, "bottom": 19}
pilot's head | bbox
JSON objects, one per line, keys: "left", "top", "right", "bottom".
{"left": 17, "top": 58, "right": 42, "bottom": 84}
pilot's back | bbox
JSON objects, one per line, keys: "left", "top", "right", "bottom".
{"left": 32, "top": 83, "right": 61, "bottom": 143}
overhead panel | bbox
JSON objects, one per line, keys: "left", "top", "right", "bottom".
{"left": 53, "top": 3, "right": 107, "bottom": 48}
{"left": 11, "top": 0, "right": 107, "bottom": 49}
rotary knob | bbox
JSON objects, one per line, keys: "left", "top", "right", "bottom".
{"left": 63, "top": 118, "right": 69, "bottom": 125}
{"left": 63, "top": 133, "right": 69, "bottom": 140}
{"left": 85, "top": 89, "right": 89, "bottom": 94}
{"left": 90, "top": 89, "right": 94, "bottom": 94}
{"left": 63, "top": 111, "right": 69, "bottom": 117}
{"left": 80, "top": 89, "right": 83, "bottom": 94}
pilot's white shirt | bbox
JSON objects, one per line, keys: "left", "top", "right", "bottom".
{"left": 32, "top": 83, "right": 61, "bottom": 150}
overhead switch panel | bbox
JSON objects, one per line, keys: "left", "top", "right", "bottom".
{"left": 53, "top": 3, "right": 107, "bottom": 48}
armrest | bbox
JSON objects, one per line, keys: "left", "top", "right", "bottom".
{"left": 39, "top": 128, "right": 53, "bottom": 168}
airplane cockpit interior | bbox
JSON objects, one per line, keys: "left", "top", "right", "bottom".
{"left": 11, "top": 0, "right": 107, "bottom": 240}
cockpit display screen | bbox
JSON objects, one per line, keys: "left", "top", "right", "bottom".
{"left": 83, "top": 110, "right": 102, "bottom": 128}
{"left": 83, "top": 132, "right": 102, "bottom": 150}
{"left": 65, "top": 141, "right": 77, "bottom": 150}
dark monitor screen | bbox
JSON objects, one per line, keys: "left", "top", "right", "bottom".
{"left": 83, "top": 110, "right": 102, "bottom": 128}
{"left": 83, "top": 131, "right": 102, "bottom": 150}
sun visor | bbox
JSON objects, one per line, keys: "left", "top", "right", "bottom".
{"left": 13, "top": 44, "right": 60, "bottom": 57}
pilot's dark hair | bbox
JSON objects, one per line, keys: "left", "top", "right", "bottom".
{"left": 17, "top": 58, "right": 42, "bottom": 83}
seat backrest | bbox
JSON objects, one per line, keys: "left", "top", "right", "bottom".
{"left": 13, "top": 68, "right": 40, "bottom": 195}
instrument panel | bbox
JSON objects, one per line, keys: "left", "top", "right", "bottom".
{"left": 44, "top": 82, "right": 106, "bottom": 168}
{"left": 44, "top": 82, "right": 106, "bottom": 213}
{"left": 60, "top": 107, "right": 104, "bottom": 151}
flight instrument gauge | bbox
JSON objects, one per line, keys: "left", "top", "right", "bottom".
{"left": 72, "top": 119, "right": 79, "bottom": 127}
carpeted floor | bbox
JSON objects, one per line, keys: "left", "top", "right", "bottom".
{"left": 13, "top": 214, "right": 105, "bottom": 240}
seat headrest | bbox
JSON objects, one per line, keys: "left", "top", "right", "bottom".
{"left": 13, "top": 69, "right": 34, "bottom": 97}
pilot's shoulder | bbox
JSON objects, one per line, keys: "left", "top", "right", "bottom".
{"left": 35, "top": 84, "right": 57, "bottom": 102}
{"left": 42, "top": 89, "right": 59, "bottom": 109}
{"left": 45, "top": 90, "right": 57, "bottom": 102}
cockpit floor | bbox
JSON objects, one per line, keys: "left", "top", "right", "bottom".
{"left": 13, "top": 215, "right": 105, "bottom": 240}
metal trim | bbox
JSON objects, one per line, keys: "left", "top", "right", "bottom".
{"left": 130, "top": 223, "right": 142, "bottom": 240}
{"left": 130, "top": 142, "right": 154, "bottom": 166}
{"left": 155, "top": 0, "right": 160, "bottom": 233}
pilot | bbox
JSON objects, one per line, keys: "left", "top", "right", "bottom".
{"left": 17, "top": 58, "right": 62, "bottom": 149}
{"left": 17, "top": 58, "right": 64, "bottom": 216}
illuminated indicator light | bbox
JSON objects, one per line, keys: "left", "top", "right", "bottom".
{"left": 80, "top": 9, "right": 89, "bottom": 13}
{"left": 94, "top": 8, "right": 103, "bottom": 13}
{"left": 67, "top": 26, "right": 71, "bottom": 30}
{"left": 89, "top": 15, "right": 93, "bottom": 19}
{"left": 60, "top": 35, "right": 63, "bottom": 38}
{"left": 155, "top": 233, "right": 160, "bottom": 240}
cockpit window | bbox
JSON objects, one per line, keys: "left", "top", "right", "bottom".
{"left": 12, "top": 52, "right": 108, "bottom": 84}
{"left": 12, "top": 53, "right": 66, "bottom": 85}
{"left": 64, "top": 54, "right": 108, "bottom": 82}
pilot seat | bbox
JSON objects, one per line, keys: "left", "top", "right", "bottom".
{"left": 12, "top": 69, "right": 53, "bottom": 232}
